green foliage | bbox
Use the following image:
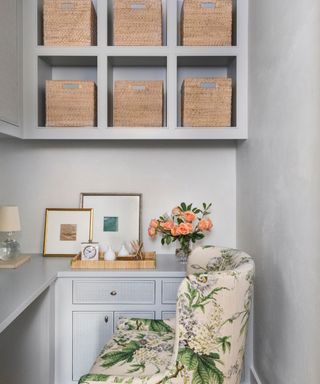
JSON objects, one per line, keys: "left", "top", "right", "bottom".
{"left": 79, "top": 374, "right": 110, "bottom": 383}
{"left": 101, "top": 341, "right": 140, "bottom": 368}
{"left": 178, "top": 348, "right": 224, "bottom": 384}
{"left": 180, "top": 202, "right": 187, "bottom": 211}
{"left": 217, "top": 336, "right": 231, "bottom": 354}
{"left": 143, "top": 319, "right": 173, "bottom": 333}
{"left": 185, "top": 280, "right": 229, "bottom": 312}
{"left": 127, "top": 363, "right": 145, "bottom": 374}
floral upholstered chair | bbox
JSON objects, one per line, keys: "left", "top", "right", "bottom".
{"left": 79, "top": 246, "right": 255, "bottom": 384}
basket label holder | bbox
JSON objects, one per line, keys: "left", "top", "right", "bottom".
{"left": 60, "top": 2, "right": 75, "bottom": 11}
{"left": 63, "top": 83, "right": 81, "bottom": 89}
{"left": 200, "top": 82, "right": 217, "bottom": 89}
{"left": 131, "top": 3, "right": 146, "bottom": 10}
{"left": 130, "top": 85, "right": 146, "bottom": 91}
{"left": 201, "top": 2, "right": 216, "bottom": 9}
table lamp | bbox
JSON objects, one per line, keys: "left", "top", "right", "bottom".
{"left": 0, "top": 206, "right": 21, "bottom": 261}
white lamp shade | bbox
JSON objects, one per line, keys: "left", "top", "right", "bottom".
{"left": 0, "top": 206, "right": 21, "bottom": 232}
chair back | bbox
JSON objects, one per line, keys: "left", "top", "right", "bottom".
{"left": 174, "top": 246, "right": 254, "bottom": 384}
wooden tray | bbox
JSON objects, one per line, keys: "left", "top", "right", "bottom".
{"left": 71, "top": 252, "right": 156, "bottom": 269}
{"left": 0, "top": 255, "right": 31, "bottom": 269}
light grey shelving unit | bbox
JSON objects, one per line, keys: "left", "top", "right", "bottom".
{"left": 1, "top": 0, "right": 248, "bottom": 140}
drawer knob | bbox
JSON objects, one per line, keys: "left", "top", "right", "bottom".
{"left": 105, "top": 316, "right": 109, "bottom": 323}
{"left": 110, "top": 291, "right": 117, "bottom": 296}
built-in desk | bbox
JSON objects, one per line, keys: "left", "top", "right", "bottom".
{"left": 0, "top": 254, "right": 186, "bottom": 384}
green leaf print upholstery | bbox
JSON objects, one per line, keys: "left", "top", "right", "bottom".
{"left": 79, "top": 246, "right": 255, "bottom": 384}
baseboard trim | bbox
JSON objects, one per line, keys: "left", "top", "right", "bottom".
{"left": 250, "top": 366, "right": 262, "bottom": 384}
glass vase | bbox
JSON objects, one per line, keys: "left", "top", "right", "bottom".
{"left": 175, "top": 242, "right": 191, "bottom": 264}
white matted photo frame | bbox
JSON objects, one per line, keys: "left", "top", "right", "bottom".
{"left": 80, "top": 193, "right": 142, "bottom": 251}
{"left": 43, "top": 208, "right": 93, "bottom": 257}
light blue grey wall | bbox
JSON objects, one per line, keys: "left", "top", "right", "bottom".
{"left": 237, "top": 0, "right": 320, "bottom": 383}
{"left": 0, "top": 139, "right": 237, "bottom": 254}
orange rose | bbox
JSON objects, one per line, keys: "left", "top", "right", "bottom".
{"left": 149, "top": 219, "right": 158, "bottom": 228}
{"left": 183, "top": 211, "right": 196, "bottom": 222}
{"left": 177, "top": 223, "right": 193, "bottom": 235}
{"left": 207, "top": 218, "right": 213, "bottom": 230}
{"left": 199, "top": 219, "right": 214, "bottom": 231}
{"left": 160, "top": 220, "right": 174, "bottom": 231}
{"left": 148, "top": 227, "right": 156, "bottom": 237}
{"left": 171, "top": 225, "right": 179, "bottom": 236}
{"left": 172, "top": 207, "right": 181, "bottom": 216}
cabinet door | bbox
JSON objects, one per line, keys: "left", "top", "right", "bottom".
{"left": 0, "top": 0, "right": 20, "bottom": 127}
{"left": 73, "top": 312, "right": 113, "bottom": 381}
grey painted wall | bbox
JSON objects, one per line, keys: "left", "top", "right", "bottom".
{"left": 237, "top": 1, "right": 320, "bottom": 383}
{"left": 0, "top": 140, "right": 236, "bottom": 254}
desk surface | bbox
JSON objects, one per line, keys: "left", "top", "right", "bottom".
{"left": 0, "top": 254, "right": 185, "bottom": 333}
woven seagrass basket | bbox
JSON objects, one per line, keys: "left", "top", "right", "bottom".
{"left": 43, "top": 0, "right": 97, "bottom": 46}
{"left": 181, "top": 0, "right": 232, "bottom": 46}
{"left": 113, "top": 0, "right": 162, "bottom": 46}
{"left": 113, "top": 80, "right": 163, "bottom": 127}
{"left": 181, "top": 77, "right": 232, "bottom": 127}
{"left": 46, "top": 80, "right": 97, "bottom": 127}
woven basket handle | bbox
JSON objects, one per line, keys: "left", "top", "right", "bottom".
{"left": 200, "top": 82, "right": 217, "bottom": 90}
{"left": 201, "top": 2, "right": 216, "bottom": 10}
{"left": 131, "top": 3, "right": 146, "bottom": 10}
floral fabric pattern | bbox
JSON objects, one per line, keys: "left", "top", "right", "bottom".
{"left": 79, "top": 246, "right": 255, "bottom": 384}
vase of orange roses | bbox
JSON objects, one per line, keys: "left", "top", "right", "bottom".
{"left": 148, "top": 202, "right": 213, "bottom": 263}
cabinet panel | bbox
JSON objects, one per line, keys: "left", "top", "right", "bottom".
{"left": 114, "top": 311, "right": 155, "bottom": 331}
{"left": 0, "top": 0, "right": 20, "bottom": 126}
{"left": 73, "top": 279, "right": 155, "bottom": 305}
{"left": 162, "top": 279, "right": 182, "bottom": 304}
{"left": 72, "top": 311, "right": 113, "bottom": 381}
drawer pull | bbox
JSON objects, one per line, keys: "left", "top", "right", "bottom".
{"left": 110, "top": 291, "right": 117, "bottom": 296}
{"left": 104, "top": 316, "right": 109, "bottom": 323}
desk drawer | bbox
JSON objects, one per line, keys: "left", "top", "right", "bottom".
{"left": 73, "top": 280, "right": 155, "bottom": 305}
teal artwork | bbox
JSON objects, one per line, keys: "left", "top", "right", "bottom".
{"left": 103, "top": 217, "right": 119, "bottom": 232}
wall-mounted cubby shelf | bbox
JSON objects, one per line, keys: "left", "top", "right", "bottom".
{"left": 0, "top": 0, "right": 248, "bottom": 140}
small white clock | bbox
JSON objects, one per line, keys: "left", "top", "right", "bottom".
{"left": 81, "top": 241, "right": 99, "bottom": 261}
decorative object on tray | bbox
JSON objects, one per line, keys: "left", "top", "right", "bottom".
{"left": 46, "top": 80, "right": 97, "bottom": 127}
{"left": 43, "top": 0, "right": 97, "bottom": 46}
{"left": 80, "top": 193, "right": 142, "bottom": 251}
{"left": 0, "top": 206, "right": 21, "bottom": 261}
{"left": 148, "top": 202, "right": 213, "bottom": 263}
{"left": 81, "top": 240, "right": 99, "bottom": 261}
{"left": 182, "top": 77, "right": 232, "bottom": 127}
{"left": 104, "top": 245, "right": 116, "bottom": 261}
{"left": 130, "top": 240, "right": 144, "bottom": 260}
{"left": 113, "top": 0, "right": 162, "bottom": 46}
{"left": 71, "top": 251, "right": 156, "bottom": 269}
{"left": 118, "top": 243, "right": 130, "bottom": 257}
{"left": 181, "top": 0, "right": 232, "bottom": 46}
{"left": 43, "top": 208, "right": 93, "bottom": 257}
{"left": 113, "top": 80, "right": 164, "bottom": 127}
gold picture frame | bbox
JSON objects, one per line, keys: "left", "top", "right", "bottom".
{"left": 43, "top": 208, "right": 93, "bottom": 257}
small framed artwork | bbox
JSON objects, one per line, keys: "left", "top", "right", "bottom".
{"left": 43, "top": 208, "right": 93, "bottom": 257}
{"left": 80, "top": 193, "right": 142, "bottom": 251}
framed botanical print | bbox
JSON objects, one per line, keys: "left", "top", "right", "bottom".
{"left": 80, "top": 193, "right": 142, "bottom": 251}
{"left": 43, "top": 208, "right": 93, "bottom": 257}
